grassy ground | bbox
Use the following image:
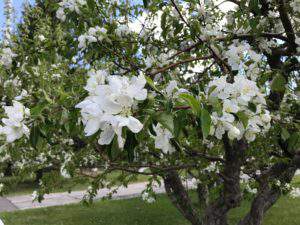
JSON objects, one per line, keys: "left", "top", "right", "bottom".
{"left": 1, "top": 191, "right": 300, "bottom": 225}
{"left": 1, "top": 176, "right": 299, "bottom": 225}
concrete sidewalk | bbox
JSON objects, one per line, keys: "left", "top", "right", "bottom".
{"left": 2, "top": 171, "right": 300, "bottom": 212}
{"left": 7, "top": 181, "right": 186, "bottom": 211}
{"left": 0, "top": 197, "right": 18, "bottom": 212}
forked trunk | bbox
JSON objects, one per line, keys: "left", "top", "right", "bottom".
{"left": 164, "top": 170, "right": 202, "bottom": 225}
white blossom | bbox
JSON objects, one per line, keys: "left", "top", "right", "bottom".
{"left": 224, "top": 42, "right": 261, "bottom": 72}
{"left": 228, "top": 125, "right": 241, "bottom": 140}
{"left": 56, "top": 7, "right": 66, "bottom": 21}
{"left": 165, "top": 80, "right": 188, "bottom": 98}
{"left": 0, "top": 101, "right": 30, "bottom": 143}
{"left": 290, "top": 188, "right": 300, "bottom": 198}
{"left": 76, "top": 74, "right": 147, "bottom": 148}
{"left": 56, "top": 0, "right": 87, "bottom": 21}
{"left": 142, "top": 192, "right": 156, "bottom": 203}
{"left": 152, "top": 123, "right": 175, "bottom": 154}
{"left": 60, "top": 166, "right": 71, "bottom": 178}
{"left": 291, "top": 0, "right": 300, "bottom": 13}
{"left": 38, "top": 35, "right": 46, "bottom": 42}
{"left": 0, "top": 47, "right": 16, "bottom": 68}
{"left": 295, "top": 36, "right": 300, "bottom": 53}
{"left": 115, "top": 24, "right": 131, "bottom": 37}
{"left": 78, "top": 26, "right": 107, "bottom": 49}
{"left": 207, "top": 75, "right": 270, "bottom": 142}
{"left": 85, "top": 69, "right": 108, "bottom": 95}
{"left": 32, "top": 190, "right": 38, "bottom": 201}
{"left": 15, "top": 89, "right": 28, "bottom": 101}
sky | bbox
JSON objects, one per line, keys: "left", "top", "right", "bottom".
{"left": 0, "top": 0, "right": 35, "bottom": 34}
{"left": 0, "top": 0, "right": 233, "bottom": 38}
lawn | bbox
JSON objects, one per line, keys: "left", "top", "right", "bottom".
{"left": 1, "top": 176, "right": 300, "bottom": 225}
{"left": 1, "top": 191, "right": 300, "bottom": 225}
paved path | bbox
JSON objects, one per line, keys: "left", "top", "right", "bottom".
{"left": 6, "top": 181, "right": 195, "bottom": 211}
{"left": 0, "top": 197, "right": 18, "bottom": 212}
{"left": 4, "top": 171, "right": 299, "bottom": 212}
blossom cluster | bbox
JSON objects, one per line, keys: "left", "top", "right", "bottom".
{"left": 290, "top": 187, "right": 300, "bottom": 198}
{"left": 291, "top": 0, "right": 300, "bottom": 13}
{"left": 207, "top": 75, "right": 271, "bottom": 142}
{"left": 142, "top": 191, "right": 156, "bottom": 203}
{"left": 0, "top": 47, "right": 16, "bottom": 68}
{"left": 296, "top": 36, "right": 300, "bottom": 53}
{"left": 78, "top": 26, "right": 107, "bottom": 49}
{"left": 224, "top": 42, "right": 261, "bottom": 72}
{"left": 56, "top": 0, "right": 87, "bottom": 21}
{"left": 115, "top": 24, "right": 132, "bottom": 37}
{"left": 0, "top": 101, "right": 30, "bottom": 143}
{"left": 152, "top": 123, "right": 175, "bottom": 154}
{"left": 165, "top": 80, "right": 187, "bottom": 98}
{"left": 76, "top": 70, "right": 147, "bottom": 148}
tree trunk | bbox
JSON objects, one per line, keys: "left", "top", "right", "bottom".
{"left": 4, "top": 162, "right": 13, "bottom": 176}
{"left": 164, "top": 170, "right": 202, "bottom": 225}
{"left": 203, "top": 138, "right": 247, "bottom": 225}
{"left": 238, "top": 188, "right": 280, "bottom": 225}
{"left": 197, "top": 183, "right": 209, "bottom": 208}
{"left": 203, "top": 199, "right": 228, "bottom": 225}
{"left": 238, "top": 163, "right": 297, "bottom": 225}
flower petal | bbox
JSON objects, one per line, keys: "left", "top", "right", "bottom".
{"left": 127, "top": 116, "right": 143, "bottom": 133}
{"left": 98, "top": 125, "right": 115, "bottom": 145}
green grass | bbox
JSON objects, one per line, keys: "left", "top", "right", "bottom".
{"left": 1, "top": 192, "right": 300, "bottom": 225}
{"left": 1, "top": 176, "right": 299, "bottom": 225}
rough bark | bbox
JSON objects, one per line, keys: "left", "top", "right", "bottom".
{"left": 197, "top": 183, "right": 209, "bottom": 208}
{"left": 164, "top": 170, "right": 202, "bottom": 225}
{"left": 202, "top": 138, "right": 247, "bottom": 225}
{"left": 238, "top": 162, "right": 297, "bottom": 225}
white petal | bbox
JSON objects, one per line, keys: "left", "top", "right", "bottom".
{"left": 98, "top": 126, "right": 115, "bottom": 145}
{"left": 115, "top": 126, "right": 125, "bottom": 148}
{"left": 127, "top": 116, "right": 143, "bottom": 133}
{"left": 134, "top": 89, "right": 147, "bottom": 101}
{"left": 117, "top": 95, "right": 133, "bottom": 108}
{"left": 75, "top": 99, "right": 93, "bottom": 109}
{"left": 84, "top": 119, "right": 101, "bottom": 136}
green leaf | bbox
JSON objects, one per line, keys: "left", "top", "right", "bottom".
{"left": 174, "top": 110, "right": 187, "bottom": 138}
{"left": 271, "top": 74, "right": 286, "bottom": 92}
{"left": 201, "top": 108, "right": 211, "bottom": 139}
{"left": 145, "top": 75, "right": 160, "bottom": 93}
{"left": 30, "top": 103, "right": 47, "bottom": 118}
{"left": 249, "top": 18, "right": 260, "bottom": 30}
{"left": 207, "top": 85, "right": 217, "bottom": 96}
{"left": 124, "top": 131, "right": 138, "bottom": 162}
{"left": 288, "top": 132, "right": 300, "bottom": 152}
{"left": 179, "top": 93, "right": 201, "bottom": 116}
{"left": 248, "top": 102, "right": 257, "bottom": 113}
{"left": 173, "top": 21, "right": 183, "bottom": 36}
{"left": 156, "top": 112, "right": 174, "bottom": 133}
{"left": 281, "top": 128, "right": 290, "bottom": 141}
{"left": 108, "top": 137, "right": 121, "bottom": 160}
{"left": 143, "top": 0, "right": 148, "bottom": 8}
{"left": 161, "top": 11, "right": 168, "bottom": 38}
{"left": 42, "top": 90, "right": 53, "bottom": 103}
{"left": 236, "top": 111, "right": 249, "bottom": 128}
{"left": 208, "top": 96, "right": 222, "bottom": 115}
{"left": 249, "top": 0, "right": 260, "bottom": 14}
{"left": 30, "top": 125, "right": 41, "bottom": 148}
{"left": 87, "top": 0, "right": 96, "bottom": 9}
